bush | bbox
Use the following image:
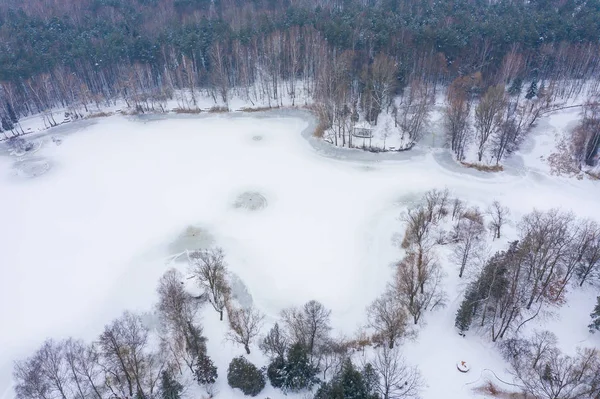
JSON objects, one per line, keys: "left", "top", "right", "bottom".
{"left": 266, "top": 356, "right": 285, "bottom": 388}
{"left": 459, "top": 161, "right": 504, "bottom": 172}
{"left": 227, "top": 356, "right": 265, "bottom": 397}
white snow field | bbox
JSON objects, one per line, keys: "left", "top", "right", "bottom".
{"left": 1, "top": 110, "right": 599, "bottom": 399}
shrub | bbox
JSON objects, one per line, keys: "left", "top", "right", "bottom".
{"left": 227, "top": 356, "right": 265, "bottom": 397}
{"left": 266, "top": 356, "right": 285, "bottom": 388}
{"left": 208, "top": 106, "right": 229, "bottom": 113}
{"left": 459, "top": 161, "right": 503, "bottom": 172}
{"left": 172, "top": 107, "right": 202, "bottom": 114}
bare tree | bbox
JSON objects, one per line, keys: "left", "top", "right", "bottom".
{"left": 452, "top": 214, "right": 486, "bottom": 278}
{"left": 281, "top": 300, "right": 332, "bottom": 362}
{"left": 226, "top": 305, "right": 265, "bottom": 354}
{"left": 577, "top": 222, "right": 600, "bottom": 286}
{"left": 14, "top": 340, "right": 70, "bottom": 399}
{"left": 505, "top": 337, "right": 600, "bottom": 399}
{"left": 157, "top": 268, "right": 200, "bottom": 330}
{"left": 392, "top": 250, "right": 445, "bottom": 324}
{"left": 317, "top": 338, "right": 349, "bottom": 380}
{"left": 37, "top": 340, "right": 70, "bottom": 399}
{"left": 401, "top": 205, "right": 433, "bottom": 250}
{"left": 156, "top": 268, "right": 203, "bottom": 374}
{"left": 486, "top": 201, "right": 510, "bottom": 239}
{"left": 64, "top": 339, "right": 104, "bottom": 399}
{"left": 367, "top": 290, "right": 408, "bottom": 349}
{"left": 529, "top": 331, "right": 559, "bottom": 370}
{"left": 555, "top": 219, "right": 599, "bottom": 299}
{"left": 98, "top": 311, "right": 163, "bottom": 399}
{"left": 259, "top": 323, "right": 288, "bottom": 360}
{"left": 14, "top": 353, "right": 51, "bottom": 399}
{"left": 189, "top": 247, "right": 231, "bottom": 321}
{"left": 571, "top": 98, "right": 600, "bottom": 168}
{"left": 371, "top": 345, "right": 423, "bottom": 399}
{"left": 424, "top": 189, "right": 450, "bottom": 223}
{"left": 395, "top": 79, "right": 432, "bottom": 146}
{"left": 518, "top": 209, "right": 574, "bottom": 309}
{"left": 361, "top": 53, "right": 396, "bottom": 124}
{"left": 475, "top": 85, "right": 507, "bottom": 162}
{"left": 451, "top": 198, "right": 465, "bottom": 221}
{"left": 444, "top": 81, "right": 472, "bottom": 160}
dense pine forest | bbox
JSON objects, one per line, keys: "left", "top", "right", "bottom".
{"left": 2, "top": 0, "right": 600, "bottom": 112}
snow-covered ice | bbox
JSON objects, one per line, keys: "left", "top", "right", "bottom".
{"left": 1, "top": 109, "right": 599, "bottom": 399}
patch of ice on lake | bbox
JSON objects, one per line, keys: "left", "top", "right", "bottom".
{"left": 12, "top": 158, "right": 51, "bottom": 178}
{"left": 168, "top": 225, "right": 215, "bottom": 257}
{"left": 233, "top": 191, "right": 267, "bottom": 211}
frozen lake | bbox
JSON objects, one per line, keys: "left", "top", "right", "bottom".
{"left": 1, "top": 110, "right": 599, "bottom": 399}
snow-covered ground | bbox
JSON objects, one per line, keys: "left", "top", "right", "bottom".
{"left": 1, "top": 109, "right": 599, "bottom": 399}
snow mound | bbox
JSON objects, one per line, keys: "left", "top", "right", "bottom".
{"left": 252, "top": 135, "right": 263, "bottom": 141}
{"left": 168, "top": 225, "right": 215, "bottom": 256}
{"left": 232, "top": 191, "right": 267, "bottom": 211}
{"left": 12, "top": 158, "right": 51, "bottom": 178}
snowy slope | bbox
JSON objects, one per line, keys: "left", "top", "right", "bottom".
{"left": 1, "top": 109, "right": 599, "bottom": 399}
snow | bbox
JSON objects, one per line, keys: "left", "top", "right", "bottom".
{"left": 1, "top": 108, "right": 599, "bottom": 399}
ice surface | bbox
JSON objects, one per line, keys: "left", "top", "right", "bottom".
{"left": 1, "top": 109, "right": 599, "bottom": 399}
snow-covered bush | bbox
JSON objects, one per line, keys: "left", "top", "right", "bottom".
{"left": 227, "top": 356, "right": 265, "bottom": 397}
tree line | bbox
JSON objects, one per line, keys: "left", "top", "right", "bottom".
{"left": 3, "top": 0, "right": 600, "bottom": 124}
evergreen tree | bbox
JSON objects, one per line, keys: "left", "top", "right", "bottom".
{"left": 6, "top": 102, "right": 18, "bottom": 124}
{"left": 279, "top": 342, "right": 319, "bottom": 393}
{"left": 508, "top": 77, "right": 523, "bottom": 96}
{"left": 160, "top": 370, "right": 183, "bottom": 399}
{"left": 525, "top": 80, "right": 537, "bottom": 99}
{"left": 314, "top": 359, "right": 378, "bottom": 399}
{"left": 227, "top": 356, "right": 265, "bottom": 397}
{"left": 455, "top": 294, "right": 475, "bottom": 335}
{"left": 195, "top": 351, "right": 218, "bottom": 386}
{"left": 589, "top": 297, "right": 600, "bottom": 333}
{"left": 361, "top": 363, "right": 379, "bottom": 396}
{"left": 1, "top": 116, "right": 14, "bottom": 133}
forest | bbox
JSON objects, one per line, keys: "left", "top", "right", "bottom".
{"left": 1, "top": 0, "right": 600, "bottom": 167}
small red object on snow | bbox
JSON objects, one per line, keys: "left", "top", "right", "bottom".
{"left": 456, "top": 360, "right": 470, "bottom": 373}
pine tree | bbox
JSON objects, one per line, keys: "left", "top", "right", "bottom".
{"left": 361, "top": 363, "right": 378, "bottom": 395}
{"left": 589, "top": 297, "right": 600, "bottom": 333}
{"left": 314, "top": 359, "right": 378, "bottom": 399}
{"left": 508, "top": 77, "right": 523, "bottom": 96}
{"left": 1, "top": 116, "right": 14, "bottom": 133}
{"left": 525, "top": 80, "right": 537, "bottom": 99}
{"left": 160, "top": 370, "right": 183, "bottom": 399}
{"left": 195, "top": 351, "right": 218, "bottom": 386}
{"left": 455, "top": 295, "right": 475, "bottom": 335}
{"left": 279, "top": 343, "right": 319, "bottom": 393}
{"left": 6, "top": 102, "right": 18, "bottom": 124}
